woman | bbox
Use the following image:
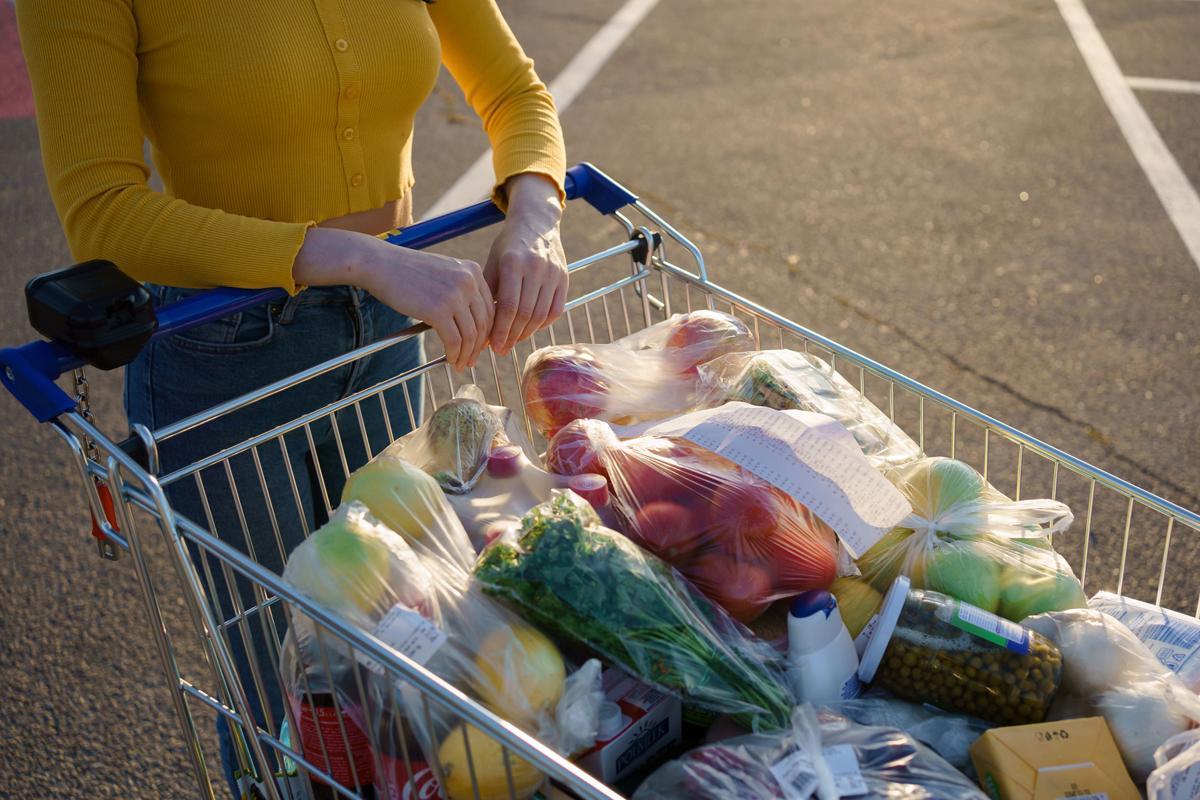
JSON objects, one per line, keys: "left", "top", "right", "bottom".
{"left": 16, "top": 0, "right": 567, "bottom": 793}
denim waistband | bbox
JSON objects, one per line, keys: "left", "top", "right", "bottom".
{"left": 149, "top": 283, "right": 371, "bottom": 316}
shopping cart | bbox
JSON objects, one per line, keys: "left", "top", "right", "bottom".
{"left": 2, "top": 163, "right": 1198, "bottom": 800}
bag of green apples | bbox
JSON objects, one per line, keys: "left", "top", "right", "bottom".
{"left": 841, "top": 457, "right": 1085, "bottom": 625}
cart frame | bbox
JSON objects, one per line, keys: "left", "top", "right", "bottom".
{"left": 2, "top": 163, "right": 1198, "bottom": 800}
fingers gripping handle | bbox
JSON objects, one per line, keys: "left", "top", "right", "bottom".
{"left": 1, "top": 163, "right": 637, "bottom": 423}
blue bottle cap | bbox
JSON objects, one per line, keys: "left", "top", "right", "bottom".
{"left": 790, "top": 589, "right": 836, "bottom": 619}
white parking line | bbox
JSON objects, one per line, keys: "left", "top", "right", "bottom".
{"left": 422, "top": 0, "right": 662, "bottom": 219}
{"left": 1056, "top": 0, "right": 1200, "bottom": 271}
{"left": 1127, "top": 76, "right": 1200, "bottom": 95}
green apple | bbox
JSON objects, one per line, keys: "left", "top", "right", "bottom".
{"left": 894, "top": 457, "right": 988, "bottom": 523}
{"left": 830, "top": 577, "right": 883, "bottom": 638}
{"left": 855, "top": 527, "right": 921, "bottom": 592}
{"left": 998, "top": 566, "right": 1086, "bottom": 622}
{"left": 924, "top": 540, "right": 1003, "bottom": 612}
{"left": 291, "top": 508, "right": 393, "bottom": 618}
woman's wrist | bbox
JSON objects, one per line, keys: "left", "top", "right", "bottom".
{"left": 503, "top": 173, "right": 563, "bottom": 227}
{"left": 293, "top": 227, "right": 382, "bottom": 290}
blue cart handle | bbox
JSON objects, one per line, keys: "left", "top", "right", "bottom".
{"left": 1, "top": 162, "right": 637, "bottom": 423}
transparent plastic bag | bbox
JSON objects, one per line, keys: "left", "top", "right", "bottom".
{"left": 280, "top": 501, "right": 602, "bottom": 800}
{"left": 474, "top": 491, "right": 795, "bottom": 731}
{"left": 380, "top": 385, "right": 533, "bottom": 495}
{"left": 700, "top": 349, "right": 922, "bottom": 468}
{"left": 852, "top": 457, "right": 1085, "bottom": 623}
{"left": 633, "top": 704, "right": 987, "bottom": 800}
{"left": 280, "top": 501, "right": 442, "bottom": 793}
{"left": 1149, "top": 729, "right": 1200, "bottom": 800}
{"left": 520, "top": 310, "right": 755, "bottom": 438}
{"left": 830, "top": 689, "right": 992, "bottom": 776}
{"left": 390, "top": 562, "right": 605, "bottom": 800}
{"left": 1024, "top": 608, "right": 1200, "bottom": 782}
{"left": 341, "top": 447, "right": 477, "bottom": 570}
{"left": 543, "top": 417, "right": 840, "bottom": 623}
{"left": 439, "top": 443, "right": 579, "bottom": 551}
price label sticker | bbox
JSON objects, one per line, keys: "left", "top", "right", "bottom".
{"left": 359, "top": 603, "right": 446, "bottom": 676}
{"left": 770, "top": 747, "right": 819, "bottom": 800}
{"left": 770, "top": 745, "right": 869, "bottom": 799}
{"left": 822, "top": 744, "right": 868, "bottom": 798}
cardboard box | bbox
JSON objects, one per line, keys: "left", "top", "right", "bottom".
{"left": 969, "top": 717, "right": 1140, "bottom": 800}
{"left": 576, "top": 668, "right": 681, "bottom": 785}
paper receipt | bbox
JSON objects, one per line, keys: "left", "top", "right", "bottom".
{"left": 646, "top": 403, "right": 911, "bottom": 557}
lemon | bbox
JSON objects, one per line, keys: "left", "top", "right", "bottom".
{"left": 438, "top": 724, "right": 544, "bottom": 800}
{"left": 472, "top": 624, "right": 565, "bottom": 727}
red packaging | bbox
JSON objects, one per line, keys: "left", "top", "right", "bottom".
{"left": 292, "top": 693, "right": 376, "bottom": 789}
{"left": 546, "top": 418, "right": 839, "bottom": 622}
{"left": 377, "top": 754, "right": 440, "bottom": 800}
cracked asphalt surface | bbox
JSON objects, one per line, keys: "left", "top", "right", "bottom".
{"left": 2, "top": 0, "right": 1198, "bottom": 796}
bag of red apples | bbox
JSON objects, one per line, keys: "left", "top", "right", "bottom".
{"left": 545, "top": 416, "right": 841, "bottom": 623}
{"left": 522, "top": 310, "right": 756, "bottom": 439}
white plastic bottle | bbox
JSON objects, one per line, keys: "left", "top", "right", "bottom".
{"left": 787, "top": 589, "right": 863, "bottom": 704}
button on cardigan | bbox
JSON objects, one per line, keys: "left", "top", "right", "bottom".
{"left": 16, "top": 0, "right": 566, "bottom": 293}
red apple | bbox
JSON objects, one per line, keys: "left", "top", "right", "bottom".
{"left": 522, "top": 347, "right": 609, "bottom": 437}
{"left": 763, "top": 509, "right": 839, "bottom": 592}
{"left": 545, "top": 418, "right": 617, "bottom": 477}
{"left": 664, "top": 311, "right": 755, "bottom": 374}
{"left": 712, "top": 483, "right": 786, "bottom": 543}
{"left": 605, "top": 449, "right": 677, "bottom": 505}
{"left": 633, "top": 501, "right": 702, "bottom": 561}
{"left": 685, "top": 552, "right": 775, "bottom": 623}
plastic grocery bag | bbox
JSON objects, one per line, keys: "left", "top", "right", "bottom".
{"left": 280, "top": 501, "right": 602, "bottom": 800}
{"left": 830, "top": 689, "right": 992, "bottom": 776}
{"left": 543, "top": 416, "right": 841, "bottom": 623}
{"left": 280, "top": 501, "right": 441, "bottom": 793}
{"left": 1024, "top": 608, "right": 1200, "bottom": 782}
{"left": 849, "top": 457, "right": 1086, "bottom": 623}
{"left": 633, "top": 704, "right": 987, "bottom": 800}
{"left": 388, "top": 558, "right": 604, "bottom": 800}
{"left": 699, "top": 349, "right": 922, "bottom": 468}
{"left": 283, "top": 501, "right": 439, "bottom": 638}
{"left": 377, "top": 385, "right": 533, "bottom": 495}
{"left": 439, "top": 443, "right": 580, "bottom": 552}
{"left": 521, "top": 309, "right": 755, "bottom": 438}
{"left": 1149, "top": 729, "right": 1200, "bottom": 800}
{"left": 341, "top": 443, "right": 478, "bottom": 570}
{"left": 474, "top": 491, "right": 796, "bottom": 731}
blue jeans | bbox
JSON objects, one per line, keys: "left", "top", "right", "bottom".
{"left": 124, "top": 284, "right": 424, "bottom": 798}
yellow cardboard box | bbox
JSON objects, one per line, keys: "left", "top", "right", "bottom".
{"left": 969, "top": 717, "right": 1140, "bottom": 800}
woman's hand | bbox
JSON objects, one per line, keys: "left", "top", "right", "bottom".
{"left": 484, "top": 173, "right": 567, "bottom": 356}
{"left": 293, "top": 228, "right": 494, "bottom": 370}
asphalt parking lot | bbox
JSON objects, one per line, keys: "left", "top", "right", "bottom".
{"left": 1, "top": 0, "right": 1197, "bottom": 796}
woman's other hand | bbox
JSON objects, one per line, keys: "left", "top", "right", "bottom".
{"left": 293, "top": 228, "right": 494, "bottom": 370}
{"left": 484, "top": 173, "right": 567, "bottom": 356}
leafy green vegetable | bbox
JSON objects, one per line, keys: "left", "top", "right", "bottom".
{"left": 474, "top": 492, "right": 793, "bottom": 730}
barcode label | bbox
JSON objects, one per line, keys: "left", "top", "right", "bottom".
{"left": 1056, "top": 793, "right": 1108, "bottom": 800}
{"left": 770, "top": 747, "right": 819, "bottom": 800}
{"left": 769, "top": 745, "right": 868, "bottom": 798}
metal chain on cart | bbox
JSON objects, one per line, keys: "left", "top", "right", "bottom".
{"left": 75, "top": 367, "right": 119, "bottom": 560}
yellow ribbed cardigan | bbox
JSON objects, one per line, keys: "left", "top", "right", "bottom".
{"left": 15, "top": 0, "right": 566, "bottom": 294}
